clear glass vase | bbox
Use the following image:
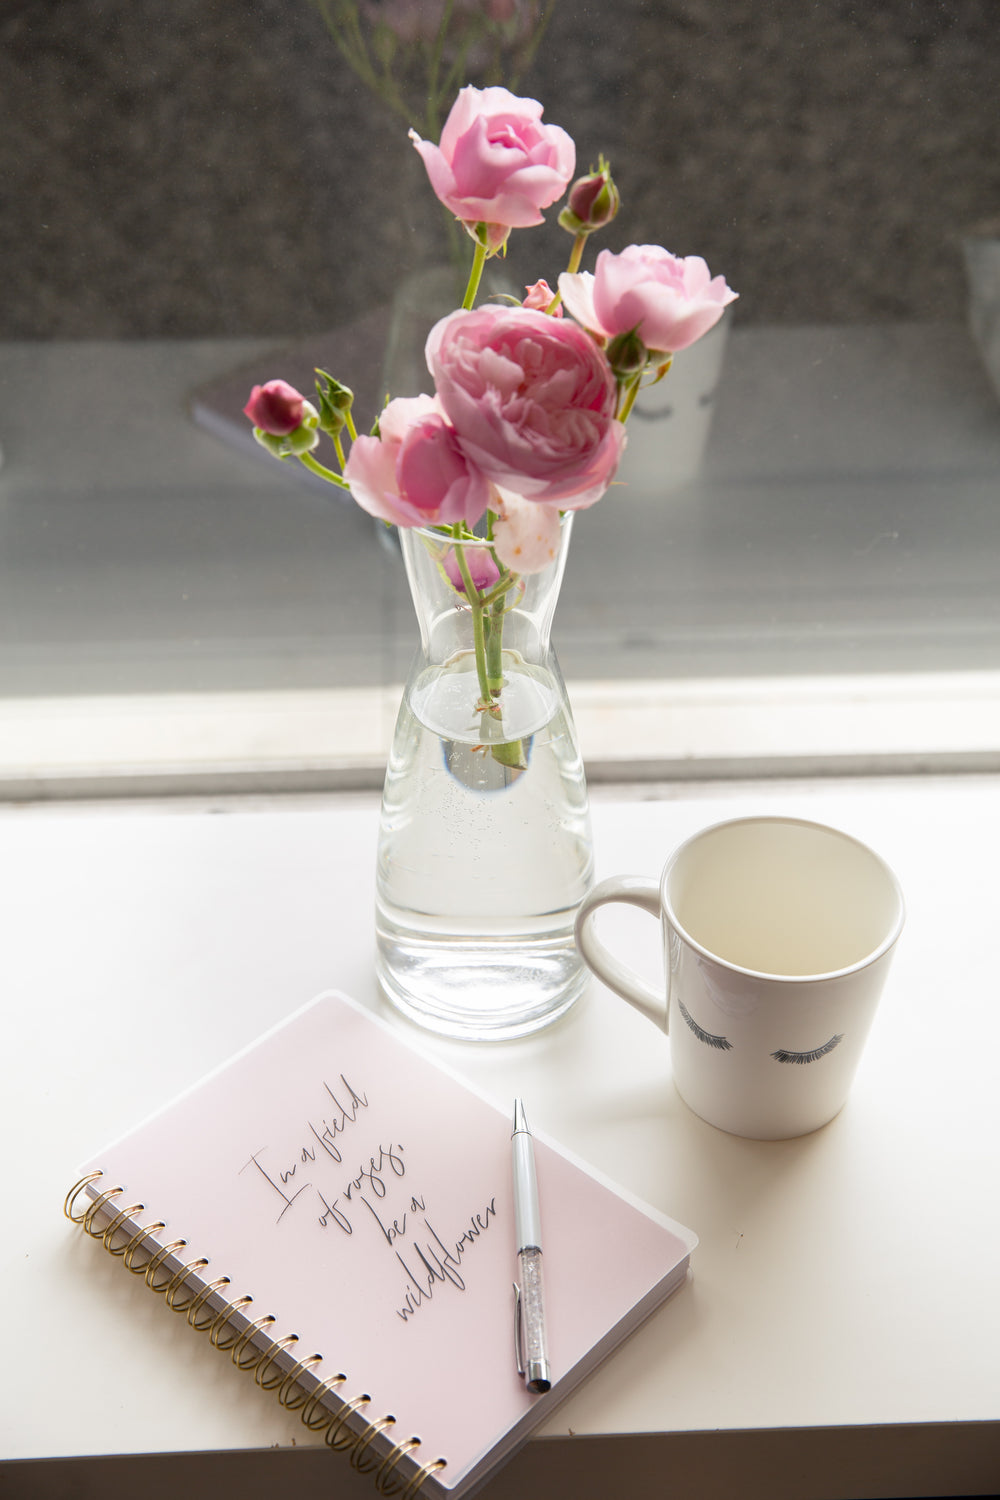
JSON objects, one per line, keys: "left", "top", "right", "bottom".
{"left": 375, "top": 516, "right": 594, "bottom": 1040}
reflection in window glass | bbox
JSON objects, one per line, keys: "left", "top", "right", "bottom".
{"left": 1, "top": 1, "right": 999, "bottom": 722}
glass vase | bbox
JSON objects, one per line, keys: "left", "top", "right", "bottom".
{"left": 375, "top": 516, "right": 594, "bottom": 1040}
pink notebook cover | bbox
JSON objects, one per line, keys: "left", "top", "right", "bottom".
{"left": 76, "top": 992, "right": 696, "bottom": 1498}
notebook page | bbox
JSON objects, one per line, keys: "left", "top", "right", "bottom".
{"left": 83, "top": 992, "right": 693, "bottom": 1493}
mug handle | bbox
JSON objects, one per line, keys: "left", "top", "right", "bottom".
{"left": 574, "top": 876, "right": 668, "bottom": 1032}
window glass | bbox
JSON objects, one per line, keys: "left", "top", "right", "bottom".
{"left": 2, "top": 1, "right": 998, "bottom": 716}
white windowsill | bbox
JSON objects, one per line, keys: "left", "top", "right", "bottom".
{"left": 4, "top": 669, "right": 999, "bottom": 799}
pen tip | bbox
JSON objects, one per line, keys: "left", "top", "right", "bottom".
{"left": 513, "top": 1097, "right": 528, "bottom": 1134}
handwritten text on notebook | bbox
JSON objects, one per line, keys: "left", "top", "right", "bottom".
{"left": 239, "top": 1072, "right": 498, "bottom": 1322}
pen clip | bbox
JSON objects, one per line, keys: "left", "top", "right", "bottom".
{"left": 513, "top": 1280, "right": 526, "bottom": 1379}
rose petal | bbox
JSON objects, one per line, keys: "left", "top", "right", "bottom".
{"left": 492, "top": 491, "right": 563, "bottom": 574}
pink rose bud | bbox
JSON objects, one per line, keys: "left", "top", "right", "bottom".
{"left": 243, "top": 379, "right": 307, "bottom": 436}
{"left": 606, "top": 327, "right": 648, "bottom": 378}
{"left": 522, "top": 279, "right": 562, "bottom": 315}
{"left": 314, "top": 369, "right": 354, "bottom": 437}
{"left": 410, "top": 86, "right": 575, "bottom": 238}
{"left": 252, "top": 406, "right": 321, "bottom": 459}
{"left": 559, "top": 158, "right": 620, "bottom": 236}
{"left": 442, "top": 545, "right": 501, "bottom": 594}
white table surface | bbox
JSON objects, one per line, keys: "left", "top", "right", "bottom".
{"left": 2, "top": 776, "right": 998, "bottom": 1497}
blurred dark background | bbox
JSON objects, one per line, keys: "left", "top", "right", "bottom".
{"left": 1, "top": 0, "right": 998, "bottom": 340}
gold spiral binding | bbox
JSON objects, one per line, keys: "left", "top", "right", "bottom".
{"left": 67, "top": 1173, "right": 450, "bottom": 1500}
{"left": 64, "top": 1170, "right": 104, "bottom": 1223}
{"left": 300, "top": 1369, "right": 347, "bottom": 1429}
{"left": 254, "top": 1332, "right": 299, "bottom": 1390}
{"left": 374, "top": 1437, "right": 422, "bottom": 1497}
{"left": 324, "top": 1391, "right": 372, "bottom": 1452}
{"left": 398, "top": 1458, "right": 447, "bottom": 1500}
{"left": 209, "top": 1295, "right": 255, "bottom": 1351}
{"left": 83, "top": 1185, "right": 124, "bottom": 1237}
{"left": 184, "top": 1275, "right": 231, "bottom": 1331}
{"left": 144, "top": 1238, "right": 188, "bottom": 1292}
{"left": 164, "top": 1257, "right": 211, "bottom": 1312}
{"left": 122, "top": 1221, "right": 166, "bottom": 1273}
{"left": 231, "top": 1312, "right": 276, "bottom": 1371}
{"left": 277, "top": 1353, "right": 323, "bottom": 1410}
{"left": 101, "top": 1202, "right": 145, "bottom": 1255}
{"left": 351, "top": 1413, "right": 396, "bottom": 1472}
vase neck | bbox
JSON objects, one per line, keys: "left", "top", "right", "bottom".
{"left": 398, "top": 518, "right": 572, "bottom": 672}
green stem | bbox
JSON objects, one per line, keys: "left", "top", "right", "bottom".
{"left": 566, "top": 230, "right": 588, "bottom": 276}
{"left": 545, "top": 230, "right": 589, "bottom": 314}
{"left": 617, "top": 373, "right": 643, "bottom": 424}
{"left": 449, "top": 533, "right": 526, "bottom": 768}
{"left": 297, "top": 451, "right": 351, "bottom": 488}
{"left": 462, "top": 231, "right": 489, "bottom": 309}
{"left": 477, "top": 573, "right": 518, "bottom": 610}
{"left": 455, "top": 546, "right": 492, "bottom": 705}
{"left": 485, "top": 593, "right": 505, "bottom": 694}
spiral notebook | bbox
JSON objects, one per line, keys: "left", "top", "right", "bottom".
{"left": 66, "top": 991, "right": 695, "bottom": 1499}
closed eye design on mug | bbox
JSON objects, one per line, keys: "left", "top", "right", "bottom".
{"left": 677, "top": 999, "right": 732, "bottom": 1051}
{"left": 770, "top": 1035, "right": 844, "bottom": 1065}
{"left": 678, "top": 1000, "right": 844, "bottom": 1064}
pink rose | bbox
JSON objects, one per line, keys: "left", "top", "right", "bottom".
{"left": 426, "top": 304, "right": 625, "bottom": 509}
{"left": 411, "top": 86, "right": 575, "bottom": 235}
{"left": 343, "top": 395, "right": 491, "bottom": 530}
{"left": 559, "top": 245, "right": 738, "bottom": 355}
{"left": 243, "top": 379, "right": 306, "bottom": 435}
{"left": 522, "top": 279, "right": 561, "bottom": 315}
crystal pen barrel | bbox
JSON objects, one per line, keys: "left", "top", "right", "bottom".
{"left": 512, "top": 1099, "right": 551, "bottom": 1394}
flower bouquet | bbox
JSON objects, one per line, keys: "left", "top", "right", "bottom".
{"left": 312, "top": 1, "right": 558, "bottom": 141}
{"left": 243, "top": 84, "right": 736, "bottom": 1039}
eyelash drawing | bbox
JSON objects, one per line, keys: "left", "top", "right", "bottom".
{"left": 771, "top": 1034, "right": 844, "bottom": 1065}
{"left": 678, "top": 998, "right": 732, "bottom": 1051}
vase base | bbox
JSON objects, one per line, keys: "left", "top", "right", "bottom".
{"left": 375, "top": 926, "right": 588, "bottom": 1041}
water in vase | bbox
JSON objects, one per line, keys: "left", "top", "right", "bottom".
{"left": 375, "top": 651, "right": 594, "bottom": 1040}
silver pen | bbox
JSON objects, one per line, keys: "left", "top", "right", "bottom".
{"left": 511, "top": 1098, "right": 552, "bottom": 1394}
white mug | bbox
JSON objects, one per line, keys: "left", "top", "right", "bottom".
{"left": 574, "top": 816, "right": 905, "bottom": 1139}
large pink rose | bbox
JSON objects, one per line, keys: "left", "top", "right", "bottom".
{"left": 411, "top": 86, "right": 575, "bottom": 233}
{"left": 426, "top": 304, "right": 625, "bottom": 510}
{"left": 559, "top": 245, "right": 738, "bottom": 355}
{"left": 343, "top": 395, "right": 491, "bottom": 529}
